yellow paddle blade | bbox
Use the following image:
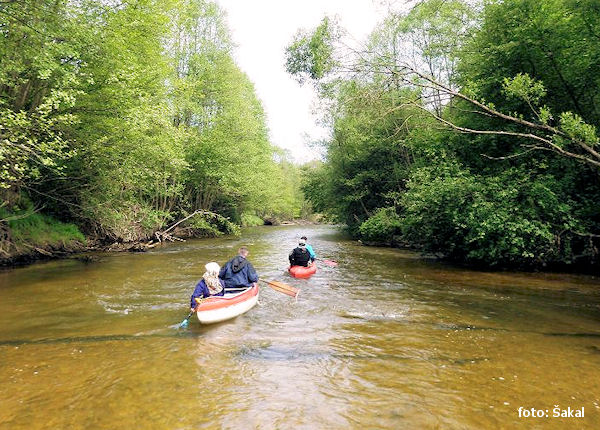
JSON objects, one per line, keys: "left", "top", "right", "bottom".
{"left": 260, "top": 279, "right": 299, "bottom": 298}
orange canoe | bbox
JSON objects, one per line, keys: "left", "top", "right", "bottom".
{"left": 288, "top": 262, "right": 317, "bottom": 278}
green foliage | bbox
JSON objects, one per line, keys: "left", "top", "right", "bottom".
{"left": 184, "top": 212, "right": 241, "bottom": 237}
{"left": 0, "top": 0, "right": 81, "bottom": 197}
{"left": 291, "top": 0, "right": 600, "bottom": 270}
{"left": 359, "top": 207, "right": 402, "bottom": 243}
{"left": 184, "top": 218, "right": 223, "bottom": 237}
{"left": 1, "top": 0, "right": 308, "bottom": 258}
{"left": 1, "top": 199, "right": 85, "bottom": 249}
{"left": 400, "top": 166, "right": 577, "bottom": 267}
{"left": 301, "top": 161, "right": 334, "bottom": 217}
{"left": 285, "top": 17, "right": 338, "bottom": 84}
{"left": 0, "top": 0, "right": 183, "bottom": 241}
{"left": 265, "top": 159, "right": 306, "bottom": 220}
{"left": 303, "top": 80, "right": 422, "bottom": 231}
{"left": 240, "top": 213, "right": 264, "bottom": 227}
{"left": 458, "top": 0, "right": 600, "bottom": 127}
{"left": 8, "top": 213, "right": 85, "bottom": 247}
{"left": 539, "top": 106, "right": 553, "bottom": 126}
{"left": 502, "top": 73, "right": 547, "bottom": 106}
{"left": 368, "top": 0, "right": 476, "bottom": 97}
{"left": 559, "top": 112, "right": 598, "bottom": 146}
{"left": 0, "top": 106, "right": 75, "bottom": 193}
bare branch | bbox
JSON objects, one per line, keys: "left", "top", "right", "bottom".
{"left": 409, "top": 102, "right": 600, "bottom": 169}
{"left": 480, "top": 146, "right": 543, "bottom": 161}
{"left": 0, "top": 204, "right": 45, "bottom": 223}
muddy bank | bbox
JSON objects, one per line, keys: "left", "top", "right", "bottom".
{"left": 0, "top": 221, "right": 297, "bottom": 268}
{"left": 0, "top": 240, "right": 88, "bottom": 268}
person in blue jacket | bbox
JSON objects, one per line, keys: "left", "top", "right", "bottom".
{"left": 190, "top": 262, "right": 225, "bottom": 311}
{"left": 300, "top": 236, "right": 316, "bottom": 262}
{"left": 219, "top": 246, "right": 259, "bottom": 290}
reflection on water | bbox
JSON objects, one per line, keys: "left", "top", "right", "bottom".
{"left": 1, "top": 225, "right": 599, "bottom": 429}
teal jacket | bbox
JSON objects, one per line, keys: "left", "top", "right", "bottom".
{"left": 305, "top": 244, "right": 316, "bottom": 260}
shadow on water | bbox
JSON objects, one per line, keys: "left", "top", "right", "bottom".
{"left": 236, "top": 342, "right": 491, "bottom": 366}
{"left": 0, "top": 332, "right": 190, "bottom": 346}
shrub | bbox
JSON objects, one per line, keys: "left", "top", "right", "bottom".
{"left": 359, "top": 207, "right": 402, "bottom": 242}
{"left": 240, "top": 212, "right": 264, "bottom": 227}
{"left": 400, "top": 166, "right": 576, "bottom": 267}
{"left": 1, "top": 203, "right": 85, "bottom": 249}
{"left": 183, "top": 211, "right": 241, "bottom": 237}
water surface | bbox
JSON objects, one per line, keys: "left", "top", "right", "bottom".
{"left": 1, "top": 225, "right": 599, "bottom": 428}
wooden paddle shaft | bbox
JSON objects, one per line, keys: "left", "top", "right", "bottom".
{"left": 259, "top": 279, "right": 299, "bottom": 298}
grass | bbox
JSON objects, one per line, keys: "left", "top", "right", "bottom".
{"left": 2, "top": 209, "right": 86, "bottom": 248}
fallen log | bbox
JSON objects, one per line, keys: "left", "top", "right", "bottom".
{"left": 154, "top": 210, "right": 222, "bottom": 243}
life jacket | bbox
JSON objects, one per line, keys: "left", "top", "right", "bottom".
{"left": 291, "top": 247, "right": 311, "bottom": 267}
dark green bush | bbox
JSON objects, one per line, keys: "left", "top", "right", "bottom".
{"left": 400, "top": 166, "right": 577, "bottom": 267}
{"left": 359, "top": 207, "right": 402, "bottom": 242}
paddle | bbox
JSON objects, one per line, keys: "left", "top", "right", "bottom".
{"left": 259, "top": 279, "right": 300, "bottom": 299}
{"left": 178, "top": 310, "right": 195, "bottom": 328}
{"left": 317, "top": 258, "right": 338, "bottom": 267}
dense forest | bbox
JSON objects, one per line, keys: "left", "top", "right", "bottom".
{"left": 0, "top": 0, "right": 306, "bottom": 262}
{"left": 288, "top": 0, "right": 600, "bottom": 271}
{"left": 3, "top": 0, "right": 599, "bottom": 272}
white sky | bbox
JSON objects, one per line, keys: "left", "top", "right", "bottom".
{"left": 216, "top": 0, "right": 389, "bottom": 163}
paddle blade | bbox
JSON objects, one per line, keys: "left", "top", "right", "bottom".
{"left": 178, "top": 310, "right": 194, "bottom": 329}
{"left": 323, "top": 259, "right": 338, "bottom": 267}
{"left": 261, "top": 279, "right": 299, "bottom": 298}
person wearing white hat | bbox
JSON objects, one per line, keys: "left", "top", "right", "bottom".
{"left": 189, "top": 261, "right": 225, "bottom": 311}
{"left": 300, "top": 235, "right": 316, "bottom": 261}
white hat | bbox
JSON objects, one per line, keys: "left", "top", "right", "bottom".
{"left": 205, "top": 262, "right": 220, "bottom": 276}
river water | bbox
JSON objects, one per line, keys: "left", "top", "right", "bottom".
{"left": 0, "top": 225, "right": 599, "bottom": 429}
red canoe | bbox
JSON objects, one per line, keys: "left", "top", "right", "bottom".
{"left": 289, "top": 262, "right": 317, "bottom": 278}
{"left": 195, "top": 284, "right": 259, "bottom": 324}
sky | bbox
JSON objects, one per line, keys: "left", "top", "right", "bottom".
{"left": 216, "top": 0, "right": 389, "bottom": 163}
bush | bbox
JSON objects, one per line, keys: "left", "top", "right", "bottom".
{"left": 83, "top": 201, "right": 167, "bottom": 242}
{"left": 240, "top": 212, "right": 264, "bottom": 227}
{"left": 400, "top": 166, "right": 577, "bottom": 267}
{"left": 1, "top": 201, "right": 85, "bottom": 249}
{"left": 359, "top": 207, "right": 402, "bottom": 242}
{"left": 185, "top": 211, "right": 241, "bottom": 237}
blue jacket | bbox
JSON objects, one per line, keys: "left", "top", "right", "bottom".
{"left": 190, "top": 279, "right": 225, "bottom": 308}
{"left": 305, "top": 244, "right": 316, "bottom": 260}
{"left": 219, "top": 255, "right": 258, "bottom": 289}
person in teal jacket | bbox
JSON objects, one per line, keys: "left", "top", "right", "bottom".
{"left": 300, "top": 236, "right": 316, "bottom": 262}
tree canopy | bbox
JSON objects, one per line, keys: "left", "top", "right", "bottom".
{"left": 288, "top": 0, "right": 600, "bottom": 270}
{"left": 1, "top": 0, "right": 305, "bottom": 257}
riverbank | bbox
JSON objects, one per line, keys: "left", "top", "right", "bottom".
{"left": 0, "top": 215, "right": 325, "bottom": 268}
{"left": 357, "top": 236, "right": 600, "bottom": 276}
{"left": 0, "top": 209, "right": 87, "bottom": 267}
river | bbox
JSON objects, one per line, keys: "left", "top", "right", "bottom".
{"left": 0, "top": 225, "right": 599, "bottom": 429}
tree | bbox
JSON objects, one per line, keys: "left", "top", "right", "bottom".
{"left": 287, "top": 0, "right": 600, "bottom": 269}
{"left": 2, "top": 0, "right": 307, "bottom": 257}
{"left": 0, "top": 0, "right": 82, "bottom": 202}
